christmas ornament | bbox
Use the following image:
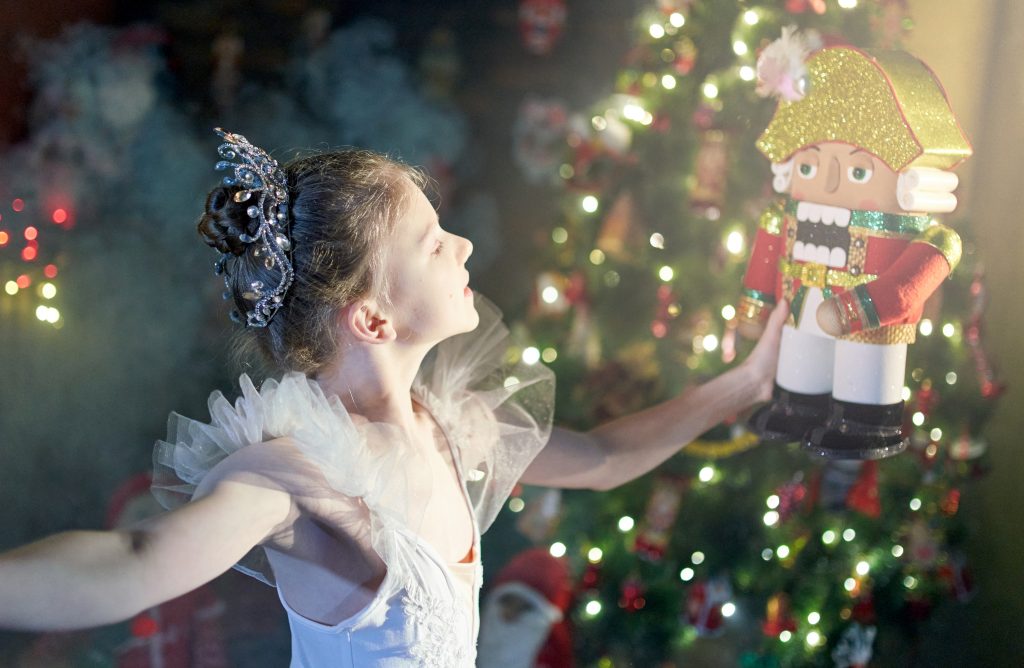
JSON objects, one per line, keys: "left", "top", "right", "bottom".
{"left": 761, "top": 592, "right": 797, "bottom": 637}
{"left": 741, "top": 33, "right": 972, "bottom": 460}
{"left": 513, "top": 97, "right": 569, "bottom": 184}
{"left": 596, "top": 191, "right": 642, "bottom": 261}
{"left": 775, "top": 477, "right": 808, "bottom": 522}
{"left": 633, "top": 475, "right": 687, "bottom": 561}
{"left": 619, "top": 576, "right": 647, "bottom": 612}
{"left": 684, "top": 576, "right": 731, "bottom": 636}
{"left": 518, "top": 0, "right": 567, "bottom": 56}
{"left": 831, "top": 623, "right": 877, "bottom": 668}
{"left": 479, "top": 548, "right": 574, "bottom": 668}
{"left": 846, "top": 460, "right": 881, "bottom": 518}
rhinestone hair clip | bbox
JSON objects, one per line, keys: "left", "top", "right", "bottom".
{"left": 212, "top": 128, "right": 294, "bottom": 327}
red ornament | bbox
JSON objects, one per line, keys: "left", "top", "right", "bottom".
{"left": 785, "top": 0, "right": 826, "bottom": 14}
{"left": 579, "top": 562, "right": 601, "bottom": 593}
{"left": 846, "top": 460, "right": 881, "bottom": 518}
{"left": 761, "top": 592, "right": 797, "bottom": 637}
{"left": 775, "top": 479, "right": 807, "bottom": 522}
{"left": 633, "top": 475, "right": 687, "bottom": 561}
{"left": 940, "top": 488, "right": 961, "bottom": 516}
{"left": 131, "top": 614, "right": 159, "bottom": 638}
{"left": 518, "top": 0, "right": 567, "bottom": 55}
{"left": 619, "top": 576, "right": 647, "bottom": 612}
{"left": 851, "top": 592, "right": 877, "bottom": 625}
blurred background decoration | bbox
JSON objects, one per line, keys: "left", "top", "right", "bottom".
{"left": 1, "top": 1, "right": 1021, "bottom": 666}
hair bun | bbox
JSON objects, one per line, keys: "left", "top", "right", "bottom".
{"left": 197, "top": 186, "right": 254, "bottom": 256}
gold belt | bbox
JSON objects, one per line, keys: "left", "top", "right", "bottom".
{"left": 778, "top": 258, "right": 876, "bottom": 289}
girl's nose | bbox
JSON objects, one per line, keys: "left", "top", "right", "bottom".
{"left": 458, "top": 235, "right": 473, "bottom": 263}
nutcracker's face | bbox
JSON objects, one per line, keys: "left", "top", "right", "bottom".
{"left": 790, "top": 142, "right": 902, "bottom": 214}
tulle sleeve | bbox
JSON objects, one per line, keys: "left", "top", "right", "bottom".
{"left": 152, "top": 373, "right": 431, "bottom": 586}
{"left": 413, "top": 295, "right": 555, "bottom": 534}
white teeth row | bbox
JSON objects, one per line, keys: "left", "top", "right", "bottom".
{"left": 793, "top": 242, "right": 847, "bottom": 268}
{"left": 796, "top": 201, "right": 851, "bottom": 227}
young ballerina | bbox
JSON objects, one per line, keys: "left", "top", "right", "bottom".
{"left": 0, "top": 130, "right": 787, "bottom": 666}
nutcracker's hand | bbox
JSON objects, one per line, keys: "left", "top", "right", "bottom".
{"left": 816, "top": 299, "right": 845, "bottom": 337}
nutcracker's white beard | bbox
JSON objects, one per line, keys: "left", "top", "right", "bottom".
{"left": 477, "top": 583, "right": 562, "bottom": 668}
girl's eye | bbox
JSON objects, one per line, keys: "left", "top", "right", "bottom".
{"left": 798, "top": 163, "right": 818, "bottom": 179}
{"left": 432, "top": 241, "right": 445, "bottom": 256}
{"left": 847, "top": 165, "right": 873, "bottom": 183}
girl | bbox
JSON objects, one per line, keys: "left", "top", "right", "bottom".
{"left": 0, "top": 130, "right": 787, "bottom": 666}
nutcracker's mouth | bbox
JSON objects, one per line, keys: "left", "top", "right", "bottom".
{"left": 793, "top": 201, "right": 851, "bottom": 268}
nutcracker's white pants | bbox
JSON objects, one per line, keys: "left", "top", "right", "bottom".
{"left": 775, "top": 288, "right": 907, "bottom": 405}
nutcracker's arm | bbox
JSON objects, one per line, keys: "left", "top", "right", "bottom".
{"left": 738, "top": 201, "right": 784, "bottom": 335}
{"left": 820, "top": 223, "right": 961, "bottom": 335}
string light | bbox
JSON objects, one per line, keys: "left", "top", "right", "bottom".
{"left": 919, "top": 319, "right": 933, "bottom": 336}
{"left": 806, "top": 631, "right": 824, "bottom": 647}
{"left": 16, "top": 275, "right": 31, "bottom": 289}
{"left": 669, "top": 12, "right": 685, "bottom": 27}
{"left": 508, "top": 498, "right": 525, "bottom": 512}
{"left": 763, "top": 510, "right": 780, "bottom": 526}
{"left": 659, "top": 266, "right": 674, "bottom": 281}
{"left": 743, "top": 9, "right": 759, "bottom": 25}
{"left": 855, "top": 560, "right": 870, "bottom": 576}
{"left": 661, "top": 74, "right": 677, "bottom": 90}
{"left": 649, "top": 24, "right": 665, "bottom": 39}
{"left": 726, "top": 230, "right": 745, "bottom": 255}
{"left": 721, "top": 602, "right": 736, "bottom": 618}
{"left": 588, "top": 547, "right": 603, "bottom": 563}
{"left": 649, "top": 233, "right": 665, "bottom": 249}
{"left": 585, "top": 600, "right": 603, "bottom": 616}
{"left": 542, "top": 286, "right": 560, "bottom": 304}
{"left": 0, "top": 231, "right": 8, "bottom": 246}
{"left": 590, "top": 249, "right": 606, "bottom": 265}
{"left": 732, "top": 40, "right": 748, "bottom": 56}
{"left": 930, "top": 428, "right": 942, "bottom": 441}
{"left": 761, "top": 548, "right": 773, "bottom": 561}
{"left": 618, "top": 516, "right": 635, "bottom": 532}
{"left": 22, "top": 246, "right": 38, "bottom": 261}
{"left": 582, "top": 196, "right": 599, "bottom": 213}
{"left": 522, "top": 347, "right": 541, "bottom": 365}
{"left": 702, "top": 82, "right": 719, "bottom": 99}
{"left": 942, "top": 322, "right": 955, "bottom": 337}
{"left": 552, "top": 227, "right": 568, "bottom": 243}
{"left": 892, "top": 544, "right": 904, "bottom": 558}
{"left": 779, "top": 630, "right": 792, "bottom": 642}
{"left": 698, "top": 465, "right": 714, "bottom": 482}
{"left": 721, "top": 305, "right": 736, "bottom": 320}
{"left": 40, "top": 283, "right": 56, "bottom": 299}
{"left": 739, "top": 66, "right": 755, "bottom": 81}
{"left": 680, "top": 567, "right": 694, "bottom": 581}
{"left": 4, "top": 281, "right": 17, "bottom": 295}
{"left": 902, "top": 386, "right": 912, "bottom": 400}
{"left": 822, "top": 530, "right": 837, "bottom": 545}
{"left": 702, "top": 334, "right": 719, "bottom": 352}
{"left": 807, "top": 611, "right": 820, "bottom": 625}
{"left": 504, "top": 376, "right": 520, "bottom": 388}
{"left": 24, "top": 226, "right": 38, "bottom": 241}
{"left": 842, "top": 529, "right": 856, "bottom": 542}
{"left": 766, "top": 494, "right": 780, "bottom": 509}
{"left": 52, "top": 209, "right": 68, "bottom": 224}
{"left": 691, "top": 551, "right": 705, "bottom": 565}
{"left": 909, "top": 497, "right": 922, "bottom": 511}
{"left": 12, "top": 198, "right": 25, "bottom": 212}
{"left": 776, "top": 545, "right": 790, "bottom": 559}
{"left": 912, "top": 412, "right": 925, "bottom": 426}
{"left": 903, "top": 575, "right": 918, "bottom": 589}
{"left": 541, "top": 347, "right": 558, "bottom": 363}
{"left": 549, "top": 542, "right": 567, "bottom": 558}
{"left": 838, "top": 0, "right": 858, "bottom": 7}
{"left": 945, "top": 372, "right": 957, "bottom": 385}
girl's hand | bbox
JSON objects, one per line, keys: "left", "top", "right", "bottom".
{"left": 741, "top": 300, "right": 788, "bottom": 403}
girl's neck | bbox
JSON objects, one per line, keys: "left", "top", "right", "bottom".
{"left": 314, "top": 340, "right": 432, "bottom": 430}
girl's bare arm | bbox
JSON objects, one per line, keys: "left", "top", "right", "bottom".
{"left": 0, "top": 468, "right": 291, "bottom": 631}
{"left": 521, "top": 300, "right": 787, "bottom": 491}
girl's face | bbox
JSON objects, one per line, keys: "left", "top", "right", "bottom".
{"left": 382, "top": 182, "right": 478, "bottom": 343}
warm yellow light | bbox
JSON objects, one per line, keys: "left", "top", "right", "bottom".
{"left": 585, "top": 600, "right": 602, "bottom": 616}
{"left": 942, "top": 322, "right": 955, "bottom": 337}
{"left": 582, "top": 196, "right": 599, "bottom": 213}
{"left": 541, "top": 286, "right": 559, "bottom": 304}
{"left": 698, "top": 465, "right": 714, "bottom": 482}
{"left": 590, "top": 249, "right": 606, "bottom": 265}
{"left": 680, "top": 567, "right": 694, "bottom": 581}
{"left": 766, "top": 494, "right": 780, "bottom": 509}
{"left": 807, "top": 630, "right": 823, "bottom": 647}
{"left": 508, "top": 498, "right": 525, "bottom": 512}
{"left": 36, "top": 305, "right": 49, "bottom": 321}
{"left": 659, "top": 266, "right": 675, "bottom": 282}
{"left": 702, "top": 82, "right": 719, "bottom": 98}
{"left": 946, "top": 372, "right": 958, "bottom": 385}
{"left": 838, "top": 0, "right": 858, "bottom": 7}
{"left": 588, "top": 547, "right": 603, "bottom": 563}
{"left": 807, "top": 611, "right": 820, "bottom": 625}
{"left": 912, "top": 411, "right": 925, "bottom": 426}
{"left": 618, "top": 516, "right": 635, "bottom": 532}
{"left": 726, "top": 230, "right": 745, "bottom": 255}
{"left": 552, "top": 227, "right": 568, "bottom": 243}
{"left": 779, "top": 630, "right": 792, "bottom": 642}
{"left": 650, "top": 233, "right": 665, "bottom": 249}
{"left": 542, "top": 347, "right": 558, "bottom": 363}
{"left": 550, "top": 542, "right": 567, "bottom": 558}
{"left": 661, "top": 74, "right": 677, "bottom": 90}
{"left": 843, "top": 528, "right": 856, "bottom": 542}
{"left": 763, "top": 511, "right": 780, "bottom": 526}
{"left": 822, "top": 530, "right": 837, "bottom": 545}
{"left": 930, "top": 428, "right": 943, "bottom": 441}
{"left": 909, "top": 497, "right": 922, "bottom": 511}
{"left": 691, "top": 551, "right": 705, "bottom": 565}
{"left": 739, "top": 65, "right": 755, "bottom": 81}
{"left": 721, "top": 305, "right": 736, "bottom": 320}
{"left": 902, "top": 386, "right": 912, "bottom": 400}
{"left": 623, "top": 103, "right": 646, "bottom": 122}
{"left": 856, "top": 560, "right": 870, "bottom": 576}
{"left": 41, "top": 282, "right": 57, "bottom": 299}
{"left": 904, "top": 575, "right": 918, "bottom": 589}
{"left": 522, "top": 347, "right": 541, "bottom": 365}
{"left": 702, "top": 335, "right": 719, "bottom": 352}
{"left": 919, "top": 319, "right": 933, "bottom": 336}
{"left": 649, "top": 24, "right": 665, "bottom": 39}
{"left": 504, "top": 376, "right": 520, "bottom": 388}
{"left": 892, "top": 544, "right": 904, "bottom": 558}
{"left": 4, "top": 281, "right": 17, "bottom": 296}
{"left": 722, "top": 602, "right": 736, "bottom": 618}
{"left": 776, "top": 545, "right": 790, "bottom": 559}
{"left": 669, "top": 12, "right": 685, "bottom": 27}
{"left": 732, "top": 40, "right": 748, "bottom": 56}
{"left": 743, "top": 9, "right": 759, "bottom": 25}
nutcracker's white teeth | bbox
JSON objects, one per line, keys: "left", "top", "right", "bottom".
{"left": 796, "top": 201, "right": 851, "bottom": 228}
{"left": 792, "top": 242, "right": 848, "bottom": 268}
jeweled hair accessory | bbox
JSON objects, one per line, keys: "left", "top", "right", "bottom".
{"left": 212, "top": 128, "right": 294, "bottom": 327}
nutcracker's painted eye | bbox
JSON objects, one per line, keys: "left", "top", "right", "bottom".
{"left": 798, "top": 163, "right": 817, "bottom": 179}
{"left": 847, "top": 165, "right": 873, "bottom": 183}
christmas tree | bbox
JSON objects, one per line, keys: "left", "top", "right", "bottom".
{"left": 504, "top": 1, "right": 1000, "bottom": 665}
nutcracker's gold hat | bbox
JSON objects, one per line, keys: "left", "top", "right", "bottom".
{"left": 756, "top": 47, "right": 972, "bottom": 171}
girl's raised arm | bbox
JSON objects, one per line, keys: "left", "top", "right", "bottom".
{"left": 0, "top": 472, "right": 291, "bottom": 631}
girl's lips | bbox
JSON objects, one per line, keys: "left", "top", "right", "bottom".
{"left": 464, "top": 286, "right": 473, "bottom": 297}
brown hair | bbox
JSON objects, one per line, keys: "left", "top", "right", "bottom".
{"left": 197, "top": 148, "right": 426, "bottom": 375}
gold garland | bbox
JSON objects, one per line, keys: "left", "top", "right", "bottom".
{"left": 685, "top": 430, "right": 762, "bottom": 459}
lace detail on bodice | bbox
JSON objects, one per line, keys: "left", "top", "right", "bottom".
{"left": 401, "top": 577, "right": 473, "bottom": 666}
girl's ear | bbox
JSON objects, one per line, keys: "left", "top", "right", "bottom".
{"left": 339, "top": 299, "right": 397, "bottom": 344}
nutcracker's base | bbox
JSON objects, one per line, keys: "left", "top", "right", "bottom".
{"left": 748, "top": 385, "right": 830, "bottom": 444}
{"left": 804, "top": 398, "right": 908, "bottom": 460}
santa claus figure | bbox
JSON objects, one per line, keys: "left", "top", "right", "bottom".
{"left": 740, "top": 30, "right": 971, "bottom": 459}
{"left": 477, "top": 548, "right": 573, "bottom": 668}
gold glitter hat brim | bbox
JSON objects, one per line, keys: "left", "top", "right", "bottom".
{"left": 756, "top": 47, "right": 972, "bottom": 171}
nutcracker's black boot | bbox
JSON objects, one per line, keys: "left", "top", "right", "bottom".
{"left": 748, "top": 384, "right": 830, "bottom": 444}
{"left": 804, "top": 398, "right": 908, "bottom": 459}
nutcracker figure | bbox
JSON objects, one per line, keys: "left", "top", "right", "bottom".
{"left": 739, "top": 31, "right": 971, "bottom": 459}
